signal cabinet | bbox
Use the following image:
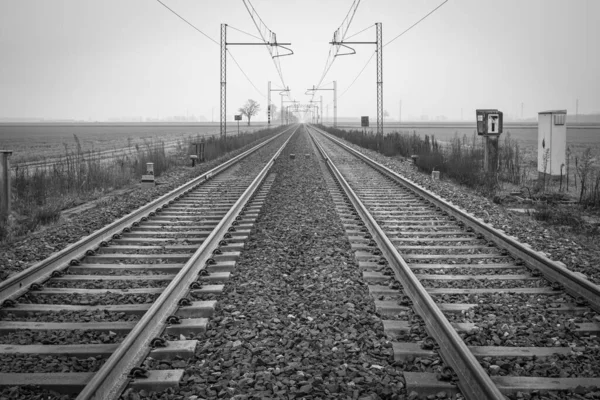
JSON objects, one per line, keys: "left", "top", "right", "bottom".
{"left": 538, "top": 110, "right": 567, "bottom": 176}
{"left": 476, "top": 109, "right": 503, "bottom": 136}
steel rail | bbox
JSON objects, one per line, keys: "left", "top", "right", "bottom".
{"left": 306, "top": 125, "right": 505, "bottom": 400}
{"left": 0, "top": 125, "right": 295, "bottom": 305}
{"left": 309, "top": 125, "right": 600, "bottom": 313}
{"left": 77, "top": 124, "right": 299, "bottom": 400}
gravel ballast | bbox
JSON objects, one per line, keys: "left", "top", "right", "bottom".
{"left": 320, "top": 129, "right": 600, "bottom": 285}
{"left": 128, "top": 126, "right": 408, "bottom": 399}
{"left": 0, "top": 131, "right": 285, "bottom": 282}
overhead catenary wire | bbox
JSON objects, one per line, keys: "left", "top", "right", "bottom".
{"left": 155, "top": 0, "right": 219, "bottom": 45}
{"left": 384, "top": 0, "right": 449, "bottom": 47}
{"left": 227, "top": 25, "right": 263, "bottom": 42}
{"left": 344, "top": 23, "right": 376, "bottom": 41}
{"left": 339, "top": 51, "right": 376, "bottom": 99}
{"left": 310, "top": 0, "right": 362, "bottom": 104}
{"left": 227, "top": 49, "right": 266, "bottom": 99}
{"left": 242, "top": 0, "right": 292, "bottom": 95}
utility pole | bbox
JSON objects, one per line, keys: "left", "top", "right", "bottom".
{"left": 375, "top": 22, "right": 383, "bottom": 136}
{"left": 400, "top": 100, "right": 403, "bottom": 126}
{"left": 521, "top": 102, "right": 524, "bottom": 120}
{"left": 268, "top": 81, "right": 290, "bottom": 127}
{"left": 330, "top": 23, "right": 383, "bottom": 134}
{"left": 306, "top": 81, "right": 337, "bottom": 127}
{"left": 219, "top": 23, "right": 292, "bottom": 137}
{"left": 320, "top": 96, "right": 323, "bottom": 125}
{"left": 220, "top": 23, "right": 227, "bottom": 137}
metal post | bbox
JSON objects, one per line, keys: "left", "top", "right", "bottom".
{"left": 220, "top": 24, "right": 227, "bottom": 138}
{"left": 281, "top": 94, "right": 284, "bottom": 125}
{"left": 333, "top": 80, "right": 338, "bottom": 128}
{"left": 0, "top": 151, "right": 12, "bottom": 224}
{"left": 268, "top": 84, "right": 272, "bottom": 126}
{"left": 376, "top": 22, "right": 383, "bottom": 136}
{"left": 400, "top": 100, "right": 402, "bottom": 126}
{"left": 484, "top": 136, "right": 499, "bottom": 175}
{"left": 320, "top": 96, "right": 323, "bottom": 125}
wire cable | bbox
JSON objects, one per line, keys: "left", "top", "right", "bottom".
{"left": 227, "top": 49, "right": 266, "bottom": 99}
{"left": 339, "top": 51, "right": 376, "bottom": 99}
{"left": 228, "top": 25, "right": 263, "bottom": 41}
{"left": 384, "top": 0, "right": 448, "bottom": 47}
{"left": 345, "top": 23, "right": 376, "bottom": 41}
{"left": 155, "top": 0, "right": 219, "bottom": 45}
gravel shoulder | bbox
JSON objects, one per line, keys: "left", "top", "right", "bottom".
{"left": 323, "top": 130, "right": 600, "bottom": 284}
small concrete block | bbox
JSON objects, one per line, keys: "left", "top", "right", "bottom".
{"left": 165, "top": 318, "right": 208, "bottom": 336}
{"left": 290, "top": 154, "right": 295, "bottom": 159}
{"left": 374, "top": 300, "right": 410, "bottom": 317}
{"left": 206, "top": 261, "right": 236, "bottom": 273}
{"left": 404, "top": 372, "right": 460, "bottom": 397}
{"left": 190, "top": 284, "right": 224, "bottom": 295}
{"left": 305, "top": 153, "right": 310, "bottom": 158}
{"left": 431, "top": 171, "right": 440, "bottom": 180}
{"left": 175, "top": 301, "right": 216, "bottom": 318}
{"left": 129, "top": 369, "right": 184, "bottom": 392}
{"left": 382, "top": 320, "right": 411, "bottom": 335}
{"left": 0, "top": 372, "right": 93, "bottom": 393}
{"left": 202, "top": 272, "right": 231, "bottom": 283}
{"left": 368, "top": 285, "right": 400, "bottom": 296}
{"left": 149, "top": 340, "right": 198, "bottom": 360}
{"left": 392, "top": 342, "right": 436, "bottom": 361}
{"left": 362, "top": 271, "right": 388, "bottom": 284}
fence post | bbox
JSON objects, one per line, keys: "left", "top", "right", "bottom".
{"left": 484, "top": 136, "right": 499, "bottom": 175}
{"left": 0, "top": 151, "right": 12, "bottom": 223}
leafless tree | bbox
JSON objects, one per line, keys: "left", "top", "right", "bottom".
{"left": 239, "top": 99, "right": 261, "bottom": 126}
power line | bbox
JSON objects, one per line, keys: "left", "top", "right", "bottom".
{"left": 311, "top": 0, "right": 362, "bottom": 101}
{"left": 242, "top": 0, "right": 291, "bottom": 94}
{"left": 227, "top": 49, "right": 266, "bottom": 99}
{"left": 384, "top": 0, "right": 448, "bottom": 47}
{"left": 339, "top": 51, "right": 376, "bottom": 99}
{"left": 345, "top": 23, "right": 375, "bottom": 41}
{"left": 228, "top": 25, "right": 263, "bottom": 41}
{"left": 155, "top": 0, "right": 219, "bottom": 46}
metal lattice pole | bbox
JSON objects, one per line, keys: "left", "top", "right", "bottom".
{"left": 220, "top": 24, "right": 227, "bottom": 138}
{"left": 376, "top": 22, "right": 383, "bottom": 136}
{"left": 267, "top": 81, "right": 271, "bottom": 126}
{"left": 320, "top": 96, "right": 323, "bottom": 125}
{"left": 333, "top": 80, "right": 338, "bottom": 128}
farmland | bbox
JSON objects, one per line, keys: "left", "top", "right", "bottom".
{"left": 0, "top": 122, "right": 270, "bottom": 163}
{"left": 335, "top": 122, "right": 600, "bottom": 170}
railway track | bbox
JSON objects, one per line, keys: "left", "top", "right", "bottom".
{"left": 0, "top": 125, "right": 298, "bottom": 399}
{"left": 307, "top": 124, "right": 600, "bottom": 400}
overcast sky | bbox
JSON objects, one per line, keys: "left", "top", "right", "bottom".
{"left": 0, "top": 0, "right": 598, "bottom": 121}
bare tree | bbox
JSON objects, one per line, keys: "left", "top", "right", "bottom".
{"left": 239, "top": 99, "right": 261, "bottom": 126}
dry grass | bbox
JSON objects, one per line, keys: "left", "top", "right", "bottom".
{"left": 1, "top": 126, "right": 280, "bottom": 241}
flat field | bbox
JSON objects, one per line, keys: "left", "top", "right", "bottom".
{"left": 335, "top": 122, "right": 600, "bottom": 167}
{"left": 0, "top": 122, "right": 269, "bottom": 163}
